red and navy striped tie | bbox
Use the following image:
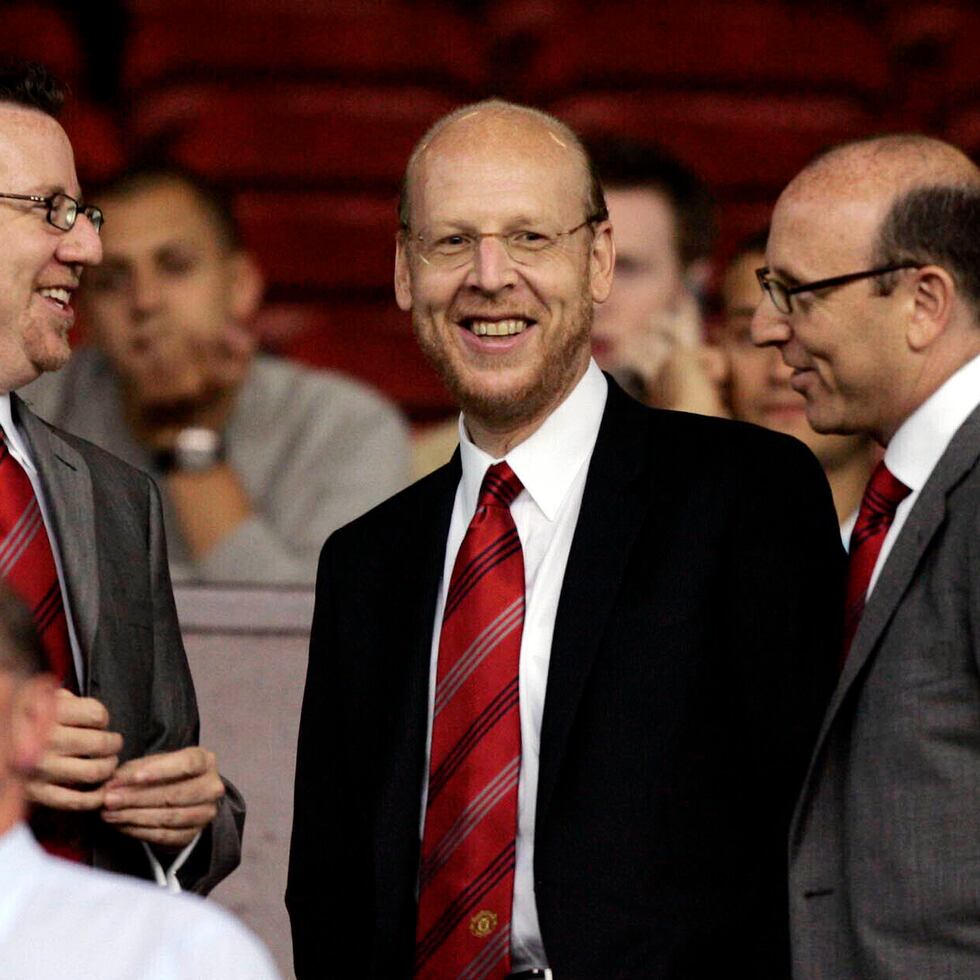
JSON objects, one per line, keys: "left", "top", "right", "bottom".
{"left": 415, "top": 461, "right": 525, "bottom": 979}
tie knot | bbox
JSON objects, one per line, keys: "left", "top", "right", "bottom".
{"left": 863, "top": 461, "right": 912, "bottom": 516}
{"left": 477, "top": 461, "right": 523, "bottom": 510}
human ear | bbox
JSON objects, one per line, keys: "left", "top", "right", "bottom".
{"left": 907, "top": 266, "right": 954, "bottom": 352}
{"left": 394, "top": 234, "right": 414, "bottom": 312}
{"left": 589, "top": 221, "right": 616, "bottom": 304}
{"left": 227, "top": 251, "right": 265, "bottom": 322}
{"left": 10, "top": 674, "right": 57, "bottom": 775}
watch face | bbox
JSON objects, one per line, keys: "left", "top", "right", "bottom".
{"left": 174, "top": 428, "right": 224, "bottom": 472}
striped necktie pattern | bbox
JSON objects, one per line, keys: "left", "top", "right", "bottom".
{"left": 415, "top": 461, "right": 525, "bottom": 980}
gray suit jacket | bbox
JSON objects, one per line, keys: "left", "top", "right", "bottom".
{"left": 789, "top": 402, "right": 980, "bottom": 978}
{"left": 16, "top": 396, "right": 245, "bottom": 895}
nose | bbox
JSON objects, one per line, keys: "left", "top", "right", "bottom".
{"left": 55, "top": 212, "right": 103, "bottom": 267}
{"left": 750, "top": 296, "right": 791, "bottom": 348}
{"left": 128, "top": 266, "right": 164, "bottom": 319}
{"left": 464, "top": 234, "right": 519, "bottom": 294}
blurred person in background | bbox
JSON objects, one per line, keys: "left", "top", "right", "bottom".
{"left": 24, "top": 165, "right": 411, "bottom": 585}
{"left": 588, "top": 135, "right": 725, "bottom": 415}
{"left": 717, "top": 229, "right": 876, "bottom": 541}
{"left": 0, "top": 583, "right": 280, "bottom": 980}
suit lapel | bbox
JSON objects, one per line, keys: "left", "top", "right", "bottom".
{"left": 536, "top": 383, "right": 651, "bottom": 832}
{"left": 13, "top": 396, "right": 100, "bottom": 665}
{"left": 373, "top": 453, "right": 460, "bottom": 933}
{"left": 794, "top": 402, "right": 980, "bottom": 833}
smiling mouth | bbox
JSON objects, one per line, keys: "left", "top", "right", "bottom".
{"left": 38, "top": 286, "right": 73, "bottom": 310}
{"left": 459, "top": 316, "right": 535, "bottom": 337}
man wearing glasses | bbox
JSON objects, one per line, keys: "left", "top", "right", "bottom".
{"left": 0, "top": 61, "right": 242, "bottom": 892}
{"left": 288, "top": 99, "right": 842, "bottom": 978}
{"left": 753, "top": 134, "right": 980, "bottom": 975}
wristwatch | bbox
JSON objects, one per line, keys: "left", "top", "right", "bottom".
{"left": 154, "top": 428, "right": 226, "bottom": 474}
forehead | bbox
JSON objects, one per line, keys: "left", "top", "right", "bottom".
{"left": 99, "top": 180, "right": 224, "bottom": 257}
{"left": 606, "top": 187, "right": 676, "bottom": 253}
{"left": 0, "top": 104, "right": 79, "bottom": 195}
{"left": 768, "top": 177, "right": 889, "bottom": 276}
{"left": 411, "top": 114, "right": 587, "bottom": 228}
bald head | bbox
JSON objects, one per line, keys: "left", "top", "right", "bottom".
{"left": 779, "top": 135, "right": 980, "bottom": 318}
{"left": 398, "top": 99, "right": 606, "bottom": 230}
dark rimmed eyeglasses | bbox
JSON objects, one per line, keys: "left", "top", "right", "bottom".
{"left": 756, "top": 262, "right": 922, "bottom": 315}
{"left": 0, "top": 191, "right": 104, "bottom": 233}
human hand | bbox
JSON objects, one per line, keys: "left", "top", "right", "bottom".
{"left": 26, "top": 689, "right": 123, "bottom": 811}
{"left": 101, "top": 746, "right": 225, "bottom": 849}
{"left": 126, "top": 322, "right": 256, "bottom": 446}
{"left": 641, "top": 295, "right": 729, "bottom": 417}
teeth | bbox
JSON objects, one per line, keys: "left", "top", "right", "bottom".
{"left": 470, "top": 319, "right": 527, "bottom": 336}
{"left": 39, "top": 287, "right": 70, "bottom": 307}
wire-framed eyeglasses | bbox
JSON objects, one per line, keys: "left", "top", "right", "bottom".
{"left": 408, "top": 215, "right": 601, "bottom": 270}
{"left": 0, "top": 191, "right": 104, "bottom": 233}
{"left": 756, "top": 262, "right": 922, "bottom": 315}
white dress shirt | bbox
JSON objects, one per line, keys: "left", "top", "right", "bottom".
{"left": 422, "top": 360, "right": 608, "bottom": 971}
{"left": 0, "top": 393, "right": 197, "bottom": 889}
{"left": 0, "top": 822, "right": 279, "bottom": 979}
{"left": 870, "top": 352, "right": 980, "bottom": 595}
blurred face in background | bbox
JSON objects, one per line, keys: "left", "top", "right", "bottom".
{"left": 82, "top": 178, "right": 259, "bottom": 387}
{"left": 720, "top": 249, "right": 872, "bottom": 470}
{"left": 591, "top": 187, "right": 691, "bottom": 373}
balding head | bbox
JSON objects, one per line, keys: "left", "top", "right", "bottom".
{"left": 755, "top": 133, "right": 980, "bottom": 443}
{"left": 398, "top": 99, "right": 606, "bottom": 231}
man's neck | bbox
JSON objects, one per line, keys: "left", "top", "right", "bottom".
{"left": 825, "top": 445, "right": 877, "bottom": 525}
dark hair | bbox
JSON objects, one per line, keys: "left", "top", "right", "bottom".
{"left": 0, "top": 584, "right": 46, "bottom": 676}
{"left": 94, "top": 164, "right": 242, "bottom": 251}
{"left": 586, "top": 136, "right": 715, "bottom": 267}
{"left": 0, "top": 60, "right": 65, "bottom": 118}
{"left": 398, "top": 99, "right": 608, "bottom": 230}
{"left": 872, "top": 184, "right": 980, "bottom": 316}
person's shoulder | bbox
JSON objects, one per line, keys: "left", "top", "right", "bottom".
{"left": 250, "top": 353, "right": 406, "bottom": 423}
{"left": 32, "top": 853, "right": 278, "bottom": 977}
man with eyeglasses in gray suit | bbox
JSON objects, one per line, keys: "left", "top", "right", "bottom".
{"left": 754, "top": 134, "right": 980, "bottom": 977}
{"left": 0, "top": 60, "right": 242, "bottom": 894}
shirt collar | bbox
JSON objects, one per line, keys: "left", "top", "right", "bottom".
{"left": 0, "top": 393, "right": 34, "bottom": 475}
{"left": 458, "top": 359, "right": 608, "bottom": 521}
{"left": 885, "top": 352, "right": 980, "bottom": 492}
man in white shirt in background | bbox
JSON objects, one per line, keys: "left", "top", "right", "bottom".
{"left": 0, "top": 583, "right": 279, "bottom": 979}
{"left": 753, "top": 134, "right": 980, "bottom": 976}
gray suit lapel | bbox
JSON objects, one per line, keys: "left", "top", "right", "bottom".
{"left": 14, "top": 397, "right": 100, "bottom": 662}
{"left": 793, "top": 402, "right": 980, "bottom": 837}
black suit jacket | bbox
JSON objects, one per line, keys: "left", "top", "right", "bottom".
{"left": 16, "top": 395, "right": 244, "bottom": 895}
{"left": 288, "top": 381, "right": 843, "bottom": 978}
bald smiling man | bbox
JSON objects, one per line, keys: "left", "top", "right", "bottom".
{"left": 287, "top": 100, "right": 843, "bottom": 979}
{"left": 754, "top": 135, "right": 980, "bottom": 977}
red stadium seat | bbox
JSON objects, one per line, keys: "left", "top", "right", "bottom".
{"left": 130, "top": 84, "right": 457, "bottom": 189}
{"left": 256, "top": 300, "right": 453, "bottom": 420}
{"left": 0, "top": 3, "right": 85, "bottom": 93}
{"left": 122, "top": 1, "right": 486, "bottom": 94}
{"left": 552, "top": 91, "right": 878, "bottom": 196}
{"left": 236, "top": 191, "right": 398, "bottom": 293}
{"left": 528, "top": 2, "right": 889, "bottom": 102}
{"left": 61, "top": 101, "right": 127, "bottom": 186}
